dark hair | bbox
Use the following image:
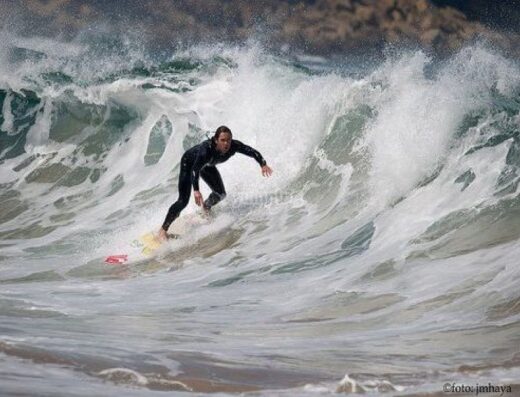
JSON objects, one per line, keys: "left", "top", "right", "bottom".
{"left": 214, "top": 125, "right": 232, "bottom": 141}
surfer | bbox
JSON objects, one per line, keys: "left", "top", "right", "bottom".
{"left": 159, "top": 126, "right": 273, "bottom": 240}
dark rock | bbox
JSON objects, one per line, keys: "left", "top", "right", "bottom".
{"left": 6, "top": 0, "right": 519, "bottom": 57}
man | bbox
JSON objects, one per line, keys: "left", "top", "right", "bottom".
{"left": 159, "top": 125, "right": 273, "bottom": 240}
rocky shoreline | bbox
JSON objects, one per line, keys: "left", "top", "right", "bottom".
{"left": 277, "top": 0, "right": 518, "bottom": 55}
{"left": 6, "top": 0, "right": 520, "bottom": 56}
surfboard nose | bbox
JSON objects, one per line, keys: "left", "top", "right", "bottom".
{"left": 104, "top": 254, "right": 128, "bottom": 264}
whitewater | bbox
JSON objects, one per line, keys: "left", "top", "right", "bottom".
{"left": 1, "top": 32, "right": 519, "bottom": 396}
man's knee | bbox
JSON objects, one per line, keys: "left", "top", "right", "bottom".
{"left": 212, "top": 192, "right": 226, "bottom": 204}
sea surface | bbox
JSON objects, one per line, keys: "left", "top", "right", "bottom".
{"left": 1, "top": 31, "right": 520, "bottom": 396}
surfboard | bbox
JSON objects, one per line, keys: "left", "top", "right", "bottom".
{"left": 103, "top": 210, "right": 209, "bottom": 265}
{"left": 104, "top": 232, "right": 179, "bottom": 264}
{"left": 135, "top": 232, "right": 179, "bottom": 255}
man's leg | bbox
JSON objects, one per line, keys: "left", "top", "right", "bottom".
{"left": 200, "top": 166, "right": 226, "bottom": 210}
{"left": 162, "top": 161, "right": 192, "bottom": 231}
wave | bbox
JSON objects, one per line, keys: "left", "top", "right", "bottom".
{"left": 1, "top": 33, "right": 520, "bottom": 395}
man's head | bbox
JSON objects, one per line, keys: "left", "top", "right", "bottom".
{"left": 214, "top": 125, "right": 232, "bottom": 153}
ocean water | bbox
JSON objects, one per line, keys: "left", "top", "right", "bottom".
{"left": 1, "top": 32, "right": 520, "bottom": 396}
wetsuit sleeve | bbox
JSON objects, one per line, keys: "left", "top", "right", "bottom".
{"left": 192, "top": 143, "right": 210, "bottom": 191}
{"left": 233, "top": 140, "right": 267, "bottom": 167}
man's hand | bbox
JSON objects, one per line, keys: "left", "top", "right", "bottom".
{"left": 261, "top": 165, "right": 273, "bottom": 177}
{"left": 194, "top": 190, "right": 204, "bottom": 206}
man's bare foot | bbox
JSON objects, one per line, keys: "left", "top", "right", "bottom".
{"left": 158, "top": 228, "right": 168, "bottom": 241}
{"left": 202, "top": 204, "right": 211, "bottom": 218}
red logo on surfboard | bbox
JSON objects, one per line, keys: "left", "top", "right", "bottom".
{"left": 104, "top": 254, "right": 128, "bottom": 264}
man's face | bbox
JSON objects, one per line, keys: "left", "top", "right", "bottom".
{"left": 216, "top": 132, "right": 232, "bottom": 153}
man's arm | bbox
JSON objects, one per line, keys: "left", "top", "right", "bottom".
{"left": 191, "top": 142, "right": 210, "bottom": 191}
{"left": 234, "top": 140, "right": 272, "bottom": 177}
{"left": 233, "top": 140, "right": 267, "bottom": 167}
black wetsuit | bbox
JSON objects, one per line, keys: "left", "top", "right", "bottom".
{"left": 162, "top": 139, "right": 266, "bottom": 231}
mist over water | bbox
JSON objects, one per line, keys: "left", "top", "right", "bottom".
{"left": 1, "top": 29, "right": 520, "bottom": 395}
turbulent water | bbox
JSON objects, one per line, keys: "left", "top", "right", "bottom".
{"left": 1, "top": 32, "right": 520, "bottom": 396}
